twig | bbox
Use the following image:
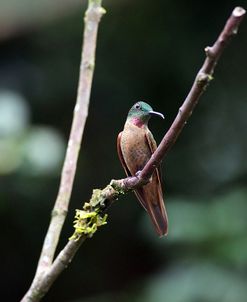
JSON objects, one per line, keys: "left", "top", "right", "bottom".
{"left": 21, "top": 1, "right": 105, "bottom": 302}
{"left": 21, "top": 5, "right": 245, "bottom": 302}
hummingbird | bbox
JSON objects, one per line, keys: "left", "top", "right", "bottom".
{"left": 117, "top": 101, "right": 168, "bottom": 236}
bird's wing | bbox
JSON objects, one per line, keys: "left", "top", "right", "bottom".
{"left": 117, "top": 130, "right": 168, "bottom": 236}
{"left": 134, "top": 131, "right": 168, "bottom": 236}
{"left": 145, "top": 130, "right": 163, "bottom": 177}
{"left": 117, "top": 131, "right": 147, "bottom": 210}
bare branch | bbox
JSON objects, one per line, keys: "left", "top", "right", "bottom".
{"left": 35, "top": 0, "right": 105, "bottom": 274}
{"left": 21, "top": 1, "right": 105, "bottom": 301}
{"left": 137, "top": 6, "right": 246, "bottom": 183}
{"left": 22, "top": 239, "right": 85, "bottom": 302}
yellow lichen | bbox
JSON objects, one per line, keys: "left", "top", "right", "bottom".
{"left": 69, "top": 209, "right": 107, "bottom": 240}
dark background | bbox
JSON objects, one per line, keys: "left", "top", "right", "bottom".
{"left": 1, "top": 0, "right": 247, "bottom": 301}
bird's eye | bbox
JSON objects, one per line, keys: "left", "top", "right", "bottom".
{"left": 135, "top": 103, "right": 141, "bottom": 110}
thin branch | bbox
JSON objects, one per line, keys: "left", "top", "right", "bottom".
{"left": 36, "top": 0, "right": 105, "bottom": 274}
{"left": 22, "top": 239, "right": 85, "bottom": 302}
{"left": 135, "top": 6, "right": 246, "bottom": 183}
{"left": 21, "top": 1, "right": 105, "bottom": 302}
{"left": 20, "top": 7, "right": 245, "bottom": 301}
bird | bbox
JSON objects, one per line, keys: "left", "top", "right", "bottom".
{"left": 117, "top": 101, "right": 168, "bottom": 236}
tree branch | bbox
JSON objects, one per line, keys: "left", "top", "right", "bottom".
{"left": 22, "top": 239, "right": 85, "bottom": 302}
{"left": 49, "top": 4, "right": 246, "bottom": 282}
{"left": 136, "top": 6, "right": 246, "bottom": 183}
{"left": 21, "top": 1, "right": 105, "bottom": 301}
{"left": 21, "top": 5, "right": 245, "bottom": 302}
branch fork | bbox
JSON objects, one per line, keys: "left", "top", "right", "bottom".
{"left": 21, "top": 5, "right": 245, "bottom": 302}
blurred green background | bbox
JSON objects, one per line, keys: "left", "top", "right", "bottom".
{"left": 0, "top": 0, "right": 247, "bottom": 301}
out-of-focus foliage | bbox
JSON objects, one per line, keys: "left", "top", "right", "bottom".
{"left": 0, "top": 90, "right": 65, "bottom": 175}
{"left": 0, "top": 0, "right": 246, "bottom": 301}
{"left": 140, "top": 261, "right": 247, "bottom": 302}
{"left": 0, "top": 0, "right": 83, "bottom": 39}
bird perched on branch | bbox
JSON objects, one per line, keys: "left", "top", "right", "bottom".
{"left": 117, "top": 101, "right": 168, "bottom": 236}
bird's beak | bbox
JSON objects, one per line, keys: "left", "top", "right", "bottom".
{"left": 149, "top": 110, "right": 165, "bottom": 119}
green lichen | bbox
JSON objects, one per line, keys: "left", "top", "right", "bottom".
{"left": 70, "top": 208, "right": 107, "bottom": 240}
{"left": 110, "top": 180, "right": 126, "bottom": 194}
{"left": 208, "top": 74, "right": 214, "bottom": 81}
{"left": 69, "top": 181, "right": 127, "bottom": 240}
{"left": 69, "top": 187, "right": 110, "bottom": 240}
{"left": 197, "top": 72, "right": 214, "bottom": 85}
{"left": 90, "top": 189, "right": 105, "bottom": 207}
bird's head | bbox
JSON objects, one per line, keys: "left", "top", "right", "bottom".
{"left": 127, "top": 101, "right": 164, "bottom": 127}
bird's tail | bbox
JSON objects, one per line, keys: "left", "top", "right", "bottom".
{"left": 134, "top": 172, "right": 168, "bottom": 236}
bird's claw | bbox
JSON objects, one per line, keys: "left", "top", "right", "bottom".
{"left": 135, "top": 170, "right": 141, "bottom": 178}
{"left": 135, "top": 170, "right": 152, "bottom": 183}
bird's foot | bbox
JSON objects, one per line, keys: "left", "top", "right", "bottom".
{"left": 135, "top": 170, "right": 152, "bottom": 183}
{"left": 135, "top": 170, "right": 141, "bottom": 178}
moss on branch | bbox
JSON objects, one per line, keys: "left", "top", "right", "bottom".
{"left": 70, "top": 181, "right": 127, "bottom": 240}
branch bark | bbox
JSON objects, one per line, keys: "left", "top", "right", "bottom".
{"left": 51, "top": 3, "right": 247, "bottom": 280}
{"left": 21, "top": 5, "right": 245, "bottom": 302}
{"left": 135, "top": 6, "right": 246, "bottom": 184}
{"left": 21, "top": 1, "right": 105, "bottom": 301}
